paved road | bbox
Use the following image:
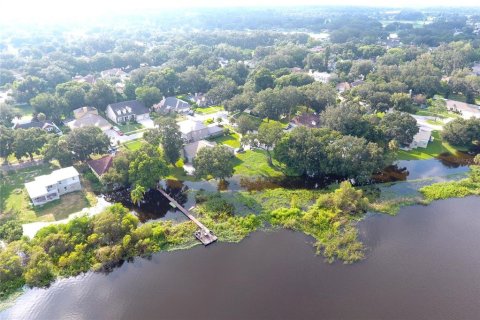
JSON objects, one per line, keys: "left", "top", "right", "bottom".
{"left": 412, "top": 115, "right": 449, "bottom": 131}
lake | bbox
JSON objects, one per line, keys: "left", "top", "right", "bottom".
{"left": 3, "top": 196, "right": 480, "bottom": 320}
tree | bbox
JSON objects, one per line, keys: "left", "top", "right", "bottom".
{"left": 474, "top": 154, "right": 480, "bottom": 165}
{"left": 12, "top": 128, "right": 48, "bottom": 160}
{"left": 0, "top": 69, "right": 15, "bottom": 86}
{"left": 0, "top": 125, "right": 14, "bottom": 161}
{"left": 147, "top": 118, "right": 184, "bottom": 165}
{"left": 13, "top": 76, "right": 47, "bottom": 103}
{"left": 379, "top": 111, "right": 419, "bottom": 146}
{"left": 442, "top": 118, "right": 480, "bottom": 146}
{"left": 274, "top": 126, "right": 340, "bottom": 177}
{"left": 86, "top": 81, "right": 116, "bottom": 110}
{"left": 0, "top": 103, "right": 15, "bottom": 126}
{"left": 249, "top": 67, "right": 274, "bottom": 92}
{"left": 349, "top": 60, "right": 374, "bottom": 79}
{"left": 135, "top": 86, "right": 162, "bottom": 108}
{"left": 24, "top": 249, "right": 55, "bottom": 287}
{"left": 301, "top": 82, "right": 337, "bottom": 112}
{"left": 194, "top": 145, "right": 235, "bottom": 181}
{"left": 326, "top": 135, "right": 386, "bottom": 183}
{"left": 0, "top": 220, "right": 23, "bottom": 243}
{"left": 130, "top": 185, "right": 146, "bottom": 207}
{"left": 42, "top": 135, "right": 73, "bottom": 166}
{"left": 30, "top": 93, "right": 60, "bottom": 119}
{"left": 246, "top": 121, "right": 284, "bottom": 165}
{"left": 206, "top": 77, "right": 237, "bottom": 105}
{"left": 65, "top": 127, "right": 110, "bottom": 161}
{"left": 321, "top": 103, "right": 372, "bottom": 138}
{"left": 391, "top": 92, "right": 414, "bottom": 112}
{"left": 235, "top": 114, "right": 259, "bottom": 135}
{"left": 128, "top": 146, "right": 169, "bottom": 189}
{"left": 275, "top": 73, "right": 314, "bottom": 88}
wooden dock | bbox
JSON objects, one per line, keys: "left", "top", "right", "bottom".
{"left": 157, "top": 188, "right": 217, "bottom": 246}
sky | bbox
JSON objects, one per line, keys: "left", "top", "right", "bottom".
{"left": 1, "top": 0, "right": 479, "bottom": 24}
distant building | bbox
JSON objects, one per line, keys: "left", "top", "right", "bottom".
{"left": 183, "top": 140, "right": 217, "bottom": 163}
{"left": 100, "top": 68, "right": 128, "bottom": 81}
{"left": 350, "top": 79, "right": 365, "bottom": 88}
{"left": 12, "top": 120, "right": 62, "bottom": 134}
{"left": 308, "top": 70, "right": 332, "bottom": 83}
{"left": 106, "top": 100, "right": 150, "bottom": 124}
{"left": 25, "top": 167, "right": 82, "bottom": 206}
{"left": 68, "top": 107, "right": 112, "bottom": 131}
{"left": 87, "top": 155, "right": 114, "bottom": 179}
{"left": 177, "top": 120, "right": 223, "bottom": 143}
{"left": 153, "top": 97, "right": 191, "bottom": 114}
{"left": 336, "top": 82, "right": 351, "bottom": 93}
{"left": 291, "top": 113, "right": 321, "bottom": 128}
{"left": 72, "top": 74, "right": 96, "bottom": 85}
{"left": 472, "top": 62, "right": 480, "bottom": 76}
{"left": 187, "top": 93, "right": 212, "bottom": 107}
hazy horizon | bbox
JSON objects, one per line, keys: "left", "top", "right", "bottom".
{"left": 2, "top": 0, "right": 480, "bottom": 25}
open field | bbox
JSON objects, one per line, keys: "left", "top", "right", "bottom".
{"left": 233, "top": 149, "right": 283, "bottom": 177}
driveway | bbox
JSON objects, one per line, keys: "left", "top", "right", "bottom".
{"left": 138, "top": 118, "right": 155, "bottom": 128}
{"left": 412, "top": 115, "right": 448, "bottom": 131}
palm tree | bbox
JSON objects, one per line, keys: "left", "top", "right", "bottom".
{"left": 130, "top": 185, "right": 146, "bottom": 208}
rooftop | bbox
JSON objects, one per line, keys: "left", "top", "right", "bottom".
{"left": 87, "top": 155, "right": 114, "bottom": 177}
{"left": 108, "top": 100, "right": 149, "bottom": 116}
{"left": 25, "top": 167, "right": 79, "bottom": 198}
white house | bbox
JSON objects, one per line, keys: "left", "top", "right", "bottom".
{"left": 177, "top": 119, "right": 223, "bottom": 143}
{"left": 25, "top": 167, "right": 82, "bottom": 206}
{"left": 106, "top": 100, "right": 150, "bottom": 124}
{"left": 406, "top": 127, "right": 432, "bottom": 150}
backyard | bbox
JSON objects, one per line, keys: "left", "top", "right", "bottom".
{"left": 194, "top": 105, "right": 224, "bottom": 115}
{"left": 122, "top": 139, "right": 145, "bottom": 151}
{"left": 397, "top": 131, "right": 468, "bottom": 160}
{"left": 233, "top": 149, "right": 284, "bottom": 177}
{"left": 209, "top": 132, "right": 241, "bottom": 148}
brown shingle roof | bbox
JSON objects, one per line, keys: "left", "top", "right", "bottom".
{"left": 87, "top": 155, "right": 114, "bottom": 177}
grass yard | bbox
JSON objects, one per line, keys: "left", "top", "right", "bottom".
{"left": 117, "top": 122, "right": 144, "bottom": 134}
{"left": 209, "top": 132, "right": 241, "bottom": 148}
{"left": 122, "top": 139, "right": 145, "bottom": 151}
{"left": 397, "top": 131, "right": 468, "bottom": 160}
{"left": 415, "top": 109, "right": 461, "bottom": 119}
{"left": 233, "top": 149, "right": 284, "bottom": 177}
{"left": 425, "top": 119, "right": 444, "bottom": 126}
{"left": 0, "top": 164, "right": 93, "bottom": 223}
{"left": 12, "top": 104, "right": 34, "bottom": 117}
{"left": 195, "top": 105, "right": 224, "bottom": 115}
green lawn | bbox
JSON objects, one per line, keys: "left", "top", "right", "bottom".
{"left": 397, "top": 131, "right": 468, "bottom": 160}
{"left": 209, "top": 132, "right": 241, "bottom": 148}
{"left": 195, "top": 105, "right": 224, "bottom": 115}
{"left": 12, "top": 104, "right": 34, "bottom": 117}
{"left": 116, "top": 122, "right": 144, "bottom": 134}
{"left": 425, "top": 119, "right": 444, "bottom": 126}
{"left": 415, "top": 109, "right": 461, "bottom": 120}
{"left": 122, "top": 139, "right": 145, "bottom": 151}
{"left": 233, "top": 149, "right": 284, "bottom": 177}
{"left": 1, "top": 164, "right": 91, "bottom": 223}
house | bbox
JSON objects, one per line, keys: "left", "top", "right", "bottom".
{"left": 12, "top": 120, "right": 62, "bottom": 134}
{"left": 336, "top": 82, "right": 351, "bottom": 93}
{"left": 25, "top": 167, "right": 82, "bottom": 206}
{"left": 177, "top": 119, "right": 223, "bottom": 143}
{"left": 183, "top": 140, "right": 217, "bottom": 163}
{"left": 153, "top": 97, "right": 191, "bottom": 114}
{"left": 472, "top": 62, "right": 480, "bottom": 76}
{"left": 406, "top": 127, "right": 432, "bottom": 149}
{"left": 106, "top": 100, "right": 150, "bottom": 124}
{"left": 291, "top": 113, "right": 321, "bottom": 128}
{"left": 68, "top": 107, "right": 112, "bottom": 131}
{"left": 187, "top": 93, "right": 212, "bottom": 107}
{"left": 308, "top": 70, "right": 332, "bottom": 83}
{"left": 87, "top": 155, "right": 114, "bottom": 179}
{"left": 100, "top": 68, "right": 128, "bottom": 80}
{"left": 72, "top": 74, "right": 96, "bottom": 85}
{"left": 350, "top": 79, "right": 365, "bottom": 88}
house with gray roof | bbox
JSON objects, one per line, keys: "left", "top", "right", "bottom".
{"left": 183, "top": 140, "right": 217, "bottom": 163}
{"left": 106, "top": 100, "right": 150, "bottom": 124}
{"left": 12, "top": 120, "right": 62, "bottom": 134}
{"left": 177, "top": 119, "right": 223, "bottom": 142}
{"left": 153, "top": 96, "right": 191, "bottom": 114}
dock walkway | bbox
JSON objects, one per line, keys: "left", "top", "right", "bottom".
{"left": 157, "top": 188, "right": 217, "bottom": 245}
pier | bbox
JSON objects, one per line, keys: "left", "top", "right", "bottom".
{"left": 157, "top": 188, "right": 217, "bottom": 246}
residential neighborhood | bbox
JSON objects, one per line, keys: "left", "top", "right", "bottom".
{"left": 1, "top": 5, "right": 480, "bottom": 319}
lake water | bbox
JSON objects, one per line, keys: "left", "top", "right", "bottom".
{"left": 3, "top": 196, "right": 480, "bottom": 320}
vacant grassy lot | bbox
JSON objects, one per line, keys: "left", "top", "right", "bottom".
{"left": 122, "top": 139, "right": 145, "bottom": 151}
{"left": 1, "top": 164, "right": 93, "bottom": 223}
{"left": 397, "top": 131, "right": 467, "bottom": 160}
{"left": 195, "top": 105, "right": 224, "bottom": 114}
{"left": 209, "top": 132, "right": 241, "bottom": 148}
{"left": 233, "top": 149, "right": 283, "bottom": 177}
